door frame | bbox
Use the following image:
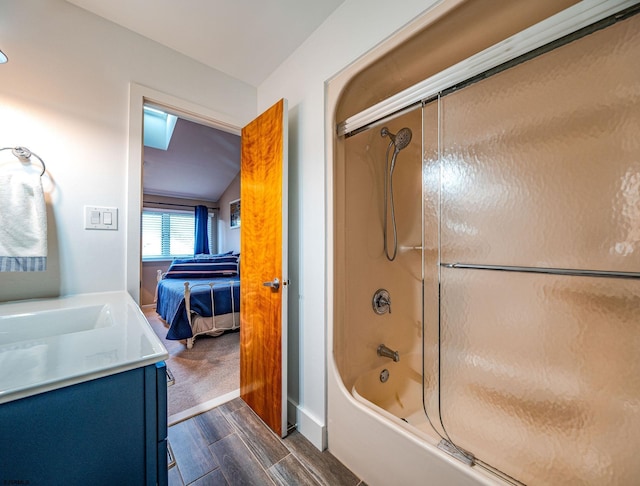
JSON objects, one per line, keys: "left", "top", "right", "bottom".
{"left": 126, "top": 82, "right": 242, "bottom": 302}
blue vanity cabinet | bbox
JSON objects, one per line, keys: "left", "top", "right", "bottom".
{"left": 0, "top": 362, "right": 168, "bottom": 486}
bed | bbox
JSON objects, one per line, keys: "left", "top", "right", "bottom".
{"left": 155, "top": 254, "right": 240, "bottom": 349}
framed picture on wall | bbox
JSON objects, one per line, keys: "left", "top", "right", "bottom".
{"left": 230, "top": 199, "right": 241, "bottom": 228}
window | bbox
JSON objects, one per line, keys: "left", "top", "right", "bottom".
{"left": 142, "top": 209, "right": 217, "bottom": 260}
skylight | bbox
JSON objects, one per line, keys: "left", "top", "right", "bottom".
{"left": 143, "top": 105, "right": 178, "bottom": 150}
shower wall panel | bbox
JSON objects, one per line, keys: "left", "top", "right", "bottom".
{"left": 336, "top": 0, "right": 578, "bottom": 123}
{"left": 339, "top": 108, "right": 423, "bottom": 387}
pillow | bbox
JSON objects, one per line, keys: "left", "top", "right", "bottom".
{"left": 195, "top": 251, "right": 233, "bottom": 260}
{"left": 173, "top": 252, "right": 235, "bottom": 265}
{"left": 165, "top": 259, "right": 238, "bottom": 279}
{"left": 171, "top": 258, "right": 195, "bottom": 264}
{"left": 177, "top": 256, "right": 237, "bottom": 264}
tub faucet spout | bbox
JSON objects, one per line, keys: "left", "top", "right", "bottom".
{"left": 377, "top": 344, "right": 399, "bottom": 362}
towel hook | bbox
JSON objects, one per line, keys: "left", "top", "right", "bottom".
{"left": 0, "top": 146, "right": 47, "bottom": 176}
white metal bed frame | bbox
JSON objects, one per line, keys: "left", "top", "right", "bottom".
{"left": 156, "top": 270, "right": 239, "bottom": 349}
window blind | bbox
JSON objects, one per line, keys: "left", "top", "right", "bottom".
{"left": 142, "top": 209, "right": 218, "bottom": 259}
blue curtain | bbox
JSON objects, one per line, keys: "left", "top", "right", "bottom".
{"left": 194, "top": 205, "right": 210, "bottom": 255}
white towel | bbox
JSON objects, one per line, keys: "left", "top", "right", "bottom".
{"left": 0, "top": 171, "right": 47, "bottom": 271}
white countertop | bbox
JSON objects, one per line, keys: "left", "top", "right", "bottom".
{"left": 0, "top": 291, "right": 169, "bottom": 404}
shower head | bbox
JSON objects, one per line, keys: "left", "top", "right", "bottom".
{"left": 380, "top": 126, "right": 412, "bottom": 262}
{"left": 381, "top": 126, "right": 413, "bottom": 174}
{"left": 393, "top": 128, "right": 412, "bottom": 151}
{"left": 380, "top": 127, "right": 412, "bottom": 152}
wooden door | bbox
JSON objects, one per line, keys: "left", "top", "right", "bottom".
{"left": 240, "top": 99, "right": 288, "bottom": 436}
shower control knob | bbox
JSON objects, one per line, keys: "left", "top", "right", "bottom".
{"left": 372, "top": 289, "right": 391, "bottom": 314}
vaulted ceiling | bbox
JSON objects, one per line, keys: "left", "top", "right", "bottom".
{"left": 64, "top": 0, "right": 346, "bottom": 87}
{"left": 143, "top": 117, "right": 241, "bottom": 202}
{"left": 64, "top": 0, "right": 345, "bottom": 202}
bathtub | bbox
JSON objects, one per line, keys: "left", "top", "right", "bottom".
{"left": 351, "top": 352, "right": 440, "bottom": 445}
{"left": 329, "top": 353, "right": 505, "bottom": 486}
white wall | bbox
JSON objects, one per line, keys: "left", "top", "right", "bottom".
{"left": 1, "top": 0, "right": 438, "bottom": 452}
{"left": 257, "top": 0, "right": 438, "bottom": 449}
{"left": 217, "top": 174, "right": 241, "bottom": 254}
{"left": 0, "top": 0, "right": 256, "bottom": 302}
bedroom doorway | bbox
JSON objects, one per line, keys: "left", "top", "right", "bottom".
{"left": 139, "top": 104, "right": 241, "bottom": 308}
{"left": 127, "top": 86, "right": 289, "bottom": 432}
{"left": 130, "top": 87, "right": 244, "bottom": 423}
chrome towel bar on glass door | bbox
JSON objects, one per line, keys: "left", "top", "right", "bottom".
{"left": 442, "top": 263, "right": 640, "bottom": 280}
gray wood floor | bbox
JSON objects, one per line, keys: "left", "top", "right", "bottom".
{"left": 167, "top": 397, "right": 366, "bottom": 486}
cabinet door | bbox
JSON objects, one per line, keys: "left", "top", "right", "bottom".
{"left": 0, "top": 366, "right": 160, "bottom": 485}
{"left": 152, "top": 361, "right": 169, "bottom": 486}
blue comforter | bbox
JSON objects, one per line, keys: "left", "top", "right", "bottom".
{"left": 156, "top": 276, "right": 240, "bottom": 340}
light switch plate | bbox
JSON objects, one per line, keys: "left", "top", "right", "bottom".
{"left": 84, "top": 206, "right": 118, "bottom": 230}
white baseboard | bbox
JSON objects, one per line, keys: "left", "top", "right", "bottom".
{"left": 290, "top": 400, "right": 327, "bottom": 451}
{"left": 168, "top": 389, "right": 240, "bottom": 426}
{"left": 168, "top": 393, "right": 325, "bottom": 450}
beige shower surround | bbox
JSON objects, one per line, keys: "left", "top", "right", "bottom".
{"left": 331, "top": 2, "right": 640, "bottom": 484}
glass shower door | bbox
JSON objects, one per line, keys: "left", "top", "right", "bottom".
{"left": 432, "top": 12, "right": 640, "bottom": 485}
{"left": 439, "top": 270, "right": 639, "bottom": 484}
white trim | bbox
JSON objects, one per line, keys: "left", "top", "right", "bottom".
{"left": 280, "top": 99, "right": 289, "bottom": 439}
{"left": 294, "top": 402, "right": 327, "bottom": 451}
{"left": 287, "top": 398, "right": 297, "bottom": 429}
{"left": 337, "top": 0, "right": 636, "bottom": 136}
{"left": 168, "top": 389, "right": 241, "bottom": 426}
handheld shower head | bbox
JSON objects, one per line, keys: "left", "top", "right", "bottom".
{"left": 380, "top": 126, "right": 413, "bottom": 262}
{"left": 393, "top": 128, "right": 412, "bottom": 151}
{"left": 381, "top": 126, "right": 412, "bottom": 152}
{"left": 381, "top": 126, "right": 413, "bottom": 174}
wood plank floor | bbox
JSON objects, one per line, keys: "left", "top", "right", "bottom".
{"left": 168, "top": 397, "right": 366, "bottom": 486}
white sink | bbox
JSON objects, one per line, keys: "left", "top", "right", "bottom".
{"left": 0, "top": 291, "right": 169, "bottom": 404}
{"left": 0, "top": 304, "right": 113, "bottom": 345}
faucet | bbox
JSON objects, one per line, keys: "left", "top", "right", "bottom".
{"left": 377, "top": 344, "right": 399, "bottom": 362}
